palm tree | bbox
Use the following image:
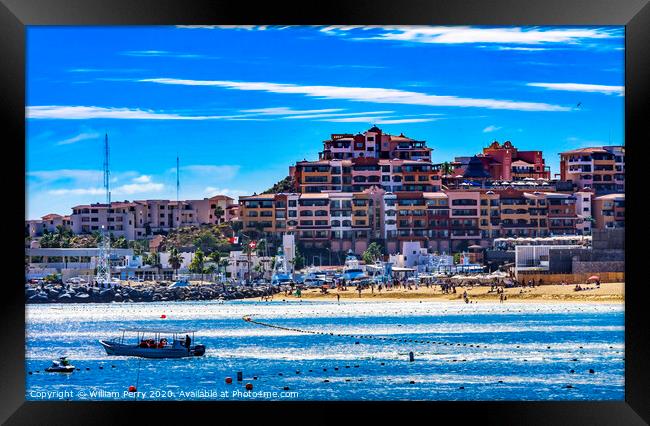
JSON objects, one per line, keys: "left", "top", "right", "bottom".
{"left": 441, "top": 161, "right": 454, "bottom": 176}
{"left": 213, "top": 206, "right": 225, "bottom": 224}
{"left": 168, "top": 246, "right": 183, "bottom": 280}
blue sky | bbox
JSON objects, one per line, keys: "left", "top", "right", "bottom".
{"left": 26, "top": 25, "right": 624, "bottom": 219}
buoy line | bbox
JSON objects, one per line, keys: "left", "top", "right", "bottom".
{"left": 242, "top": 315, "right": 492, "bottom": 349}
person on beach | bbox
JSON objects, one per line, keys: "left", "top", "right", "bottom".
{"left": 357, "top": 285, "right": 362, "bottom": 298}
{"left": 500, "top": 293, "right": 504, "bottom": 304}
{"left": 337, "top": 293, "right": 340, "bottom": 304}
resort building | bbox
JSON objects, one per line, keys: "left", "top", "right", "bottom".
{"left": 63, "top": 195, "right": 236, "bottom": 240}
{"left": 237, "top": 187, "right": 585, "bottom": 255}
{"left": 592, "top": 193, "right": 625, "bottom": 230}
{"left": 26, "top": 214, "right": 72, "bottom": 238}
{"left": 559, "top": 146, "right": 625, "bottom": 194}
{"left": 292, "top": 157, "right": 442, "bottom": 193}
{"left": 452, "top": 140, "right": 551, "bottom": 181}
{"left": 318, "top": 126, "right": 432, "bottom": 161}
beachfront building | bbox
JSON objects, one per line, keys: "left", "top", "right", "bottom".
{"left": 237, "top": 186, "right": 586, "bottom": 256}
{"left": 559, "top": 146, "right": 625, "bottom": 194}
{"left": 592, "top": 193, "right": 625, "bottom": 230}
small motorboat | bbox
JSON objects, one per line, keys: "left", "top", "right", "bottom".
{"left": 45, "top": 356, "right": 75, "bottom": 373}
{"left": 99, "top": 328, "right": 206, "bottom": 359}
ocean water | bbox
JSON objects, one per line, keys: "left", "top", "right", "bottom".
{"left": 25, "top": 300, "right": 624, "bottom": 401}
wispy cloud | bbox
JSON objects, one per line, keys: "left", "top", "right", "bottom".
{"left": 122, "top": 50, "right": 207, "bottom": 59}
{"left": 175, "top": 165, "right": 241, "bottom": 181}
{"left": 55, "top": 132, "right": 100, "bottom": 146}
{"left": 527, "top": 82, "right": 624, "bottom": 96}
{"left": 483, "top": 125, "right": 502, "bottom": 133}
{"left": 26, "top": 106, "right": 262, "bottom": 120}
{"left": 47, "top": 175, "right": 165, "bottom": 196}
{"left": 321, "top": 26, "right": 621, "bottom": 46}
{"left": 282, "top": 110, "right": 394, "bottom": 120}
{"left": 141, "top": 78, "right": 570, "bottom": 112}
{"left": 240, "top": 107, "right": 343, "bottom": 115}
{"left": 203, "top": 186, "right": 249, "bottom": 199}
{"left": 320, "top": 116, "right": 437, "bottom": 124}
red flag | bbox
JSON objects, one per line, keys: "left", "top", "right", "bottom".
{"left": 228, "top": 236, "right": 239, "bottom": 244}
{"left": 249, "top": 241, "right": 257, "bottom": 250}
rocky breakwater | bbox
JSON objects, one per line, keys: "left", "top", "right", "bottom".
{"left": 25, "top": 283, "right": 282, "bottom": 303}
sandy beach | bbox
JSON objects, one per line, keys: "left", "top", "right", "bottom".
{"left": 278, "top": 282, "right": 624, "bottom": 303}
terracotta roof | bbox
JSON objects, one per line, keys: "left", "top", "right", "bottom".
{"left": 560, "top": 147, "right": 609, "bottom": 155}
{"left": 595, "top": 193, "right": 625, "bottom": 200}
{"left": 511, "top": 160, "right": 534, "bottom": 167}
{"left": 41, "top": 213, "right": 62, "bottom": 220}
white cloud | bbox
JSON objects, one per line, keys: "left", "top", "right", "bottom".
{"left": 179, "top": 165, "right": 240, "bottom": 180}
{"left": 203, "top": 186, "right": 249, "bottom": 199}
{"left": 26, "top": 106, "right": 260, "bottom": 120}
{"left": 483, "top": 125, "right": 502, "bottom": 133}
{"left": 240, "top": 107, "right": 343, "bottom": 115}
{"left": 283, "top": 110, "right": 394, "bottom": 119}
{"left": 122, "top": 50, "right": 205, "bottom": 58}
{"left": 527, "top": 82, "right": 624, "bottom": 96}
{"left": 141, "top": 78, "right": 570, "bottom": 112}
{"left": 132, "top": 175, "right": 152, "bottom": 183}
{"left": 47, "top": 175, "right": 165, "bottom": 196}
{"left": 323, "top": 26, "right": 621, "bottom": 45}
{"left": 55, "top": 132, "right": 100, "bottom": 146}
{"left": 322, "top": 116, "right": 437, "bottom": 124}
{"left": 28, "top": 169, "right": 104, "bottom": 183}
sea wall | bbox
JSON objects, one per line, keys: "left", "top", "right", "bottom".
{"left": 25, "top": 283, "right": 281, "bottom": 304}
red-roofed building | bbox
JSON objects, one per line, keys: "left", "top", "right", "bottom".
{"left": 559, "top": 146, "right": 625, "bottom": 194}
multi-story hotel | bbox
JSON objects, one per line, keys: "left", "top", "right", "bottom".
{"left": 592, "top": 193, "right": 625, "bottom": 230}
{"left": 318, "top": 127, "right": 432, "bottom": 161}
{"left": 239, "top": 186, "right": 593, "bottom": 254}
{"left": 452, "top": 140, "right": 551, "bottom": 181}
{"left": 292, "top": 126, "right": 442, "bottom": 194}
{"left": 292, "top": 158, "right": 442, "bottom": 194}
{"left": 27, "top": 195, "right": 236, "bottom": 240}
{"left": 559, "top": 146, "right": 625, "bottom": 194}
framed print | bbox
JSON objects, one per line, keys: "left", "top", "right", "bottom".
{"left": 1, "top": 0, "right": 648, "bottom": 424}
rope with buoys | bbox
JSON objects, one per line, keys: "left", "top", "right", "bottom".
{"left": 242, "top": 315, "right": 490, "bottom": 349}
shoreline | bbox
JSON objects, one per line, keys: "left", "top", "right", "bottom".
{"left": 277, "top": 282, "right": 624, "bottom": 304}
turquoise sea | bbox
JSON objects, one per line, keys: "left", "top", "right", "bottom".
{"left": 25, "top": 300, "right": 624, "bottom": 401}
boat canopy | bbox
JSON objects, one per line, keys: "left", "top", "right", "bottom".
{"left": 119, "top": 328, "right": 198, "bottom": 334}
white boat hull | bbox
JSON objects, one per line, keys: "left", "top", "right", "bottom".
{"left": 99, "top": 340, "right": 205, "bottom": 358}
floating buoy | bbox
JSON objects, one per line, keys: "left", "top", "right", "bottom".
{"left": 589, "top": 369, "right": 595, "bottom": 374}
{"left": 409, "top": 380, "right": 415, "bottom": 384}
{"left": 245, "top": 383, "right": 253, "bottom": 391}
{"left": 324, "top": 379, "right": 330, "bottom": 383}
{"left": 160, "top": 314, "right": 166, "bottom": 319}
{"left": 128, "top": 385, "right": 137, "bottom": 392}
{"left": 283, "top": 386, "right": 290, "bottom": 391}
{"left": 225, "top": 377, "right": 233, "bottom": 384}
{"left": 459, "top": 386, "right": 465, "bottom": 389}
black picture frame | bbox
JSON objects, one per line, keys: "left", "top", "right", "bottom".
{"left": 1, "top": 0, "right": 648, "bottom": 424}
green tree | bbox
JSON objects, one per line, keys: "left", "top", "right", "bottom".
{"left": 362, "top": 242, "right": 383, "bottom": 265}
{"left": 213, "top": 206, "right": 225, "bottom": 224}
{"left": 441, "top": 161, "right": 454, "bottom": 176}
{"left": 194, "top": 232, "right": 217, "bottom": 254}
{"left": 168, "top": 246, "right": 183, "bottom": 279}
{"left": 189, "top": 248, "right": 206, "bottom": 283}
{"left": 292, "top": 246, "right": 305, "bottom": 271}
